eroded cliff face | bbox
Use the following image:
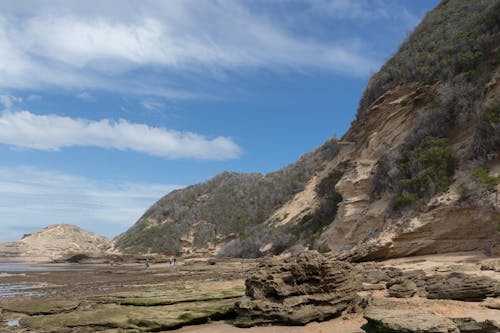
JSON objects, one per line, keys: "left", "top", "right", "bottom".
{"left": 117, "top": 0, "right": 500, "bottom": 259}
{"left": 0, "top": 224, "right": 110, "bottom": 262}
{"left": 270, "top": 72, "right": 500, "bottom": 260}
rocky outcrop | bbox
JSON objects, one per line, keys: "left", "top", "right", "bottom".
{"left": 451, "top": 318, "right": 500, "bottom": 333}
{"left": 115, "top": 0, "right": 500, "bottom": 261}
{"left": 0, "top": 224, "right": 110, "bottom": 262}
{"left": 234, "top": 252, "right": 360, "bottom": 327}
{"left": 425, "top": 273, "right": 498, "bottom": 301}
{"left": 362, "top": 309, "right": 460, "bottom": 333}
{"left": 114, "top": 139, "right": 339, "bottom": 255}
{"left": 363, "top": 309, "right": 500, "bottom": 333}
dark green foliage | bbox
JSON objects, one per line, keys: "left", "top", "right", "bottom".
{"left": 393, "top": 137, "right": 456, "bottom": 209}
{"left": 357, "top": 0, "right": 500, "bottom": 119}
{"left": 217, "top": 169, "right": 344, "bottom": 258}
{"left": 116, "top": 140, "right": 340, "bottom": 254}
{"left": 472, "top": 167, "right": 500, "bottom": 190}
{"left": 292, "top": 170, "right": 344, "bottom": 241}
{"left": 217, "top": 226, "right": 293, "bottom": 259}
{"left": 473, "top": 96, "right": 500, "bottom": 158}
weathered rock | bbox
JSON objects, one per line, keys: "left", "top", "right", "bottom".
{"left": 362, "top": 283, "right": 386, "bottom": 291}
{"left": 386, "top": 270, "right": 426, "bottom": 298}
{"left": 483, "top": 297, "right": 500, "bottom": 310}
{"left": 387, "top": 280, "right": 417, "bottom": 298}
{"left": 362, "top": 308, "right": 459, "bottom": 333}
{"left": 425, "top": 273, "right": 497, "bottom": 301}
{"left": 363, "top": 269, "right": 389, "bottom": 284}
{"left": 383, "top": 267, "right": 403, "bottom": 279}
{"left": 234, "top": 251, "right": 361, "bottom": 327}
{"left": 480, "top": 259, "right": 500, "bottom": 272}
{"left": 451, "top": 317, "right": 500, "bottom": 333}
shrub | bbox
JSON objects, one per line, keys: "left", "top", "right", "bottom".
{"left": 473, "top": 96, "right": 500, "bottom": 158}
{"left": 357, "top": 0, "right": 499, "bottom": 119}
{"left": 291, "top": 170, "right": 344, "bottom": 240}
{"left": 472, "top": 167, "right": 500, "bottom": 190}
{"left": 393, "top": 137, "right": 456, "bottom": 209}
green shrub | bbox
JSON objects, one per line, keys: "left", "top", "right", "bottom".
{"left": 393, "top": 137, "right": 456, "bottom": 209}
{"left": 291, "top": 170, "right": 343, "bottom": 241}
{"left": 316, "top": 244, "right": 331, "bottom": 253}
{"left": 472, "top": 168, "right": 500, "bottom": 190}
{"left": 357, "top": 0, "right": 499, "bottom": 118}
{"left": 473, "top": 96, "right": 500, "bottom": 158}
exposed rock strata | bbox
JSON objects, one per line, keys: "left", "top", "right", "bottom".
{"left": 0, "top": 224, "right": 110, "bottom": 262}
{"left": 362, "top": 309, "right": 460, "bottom": 333}
{"left": 234, "top": 252, "right": 361, "bottom": 327}
{"left": 425, "top": 273, "right": 499, "bottom": 301}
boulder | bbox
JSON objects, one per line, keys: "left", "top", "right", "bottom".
{"left": 386, "top": 270, "right": 426, "bottom": 298}
{"left": 362, "top": 308, "right": 459, "bottom": 333}
{"left": 425, "top": 273, "right": 497, "bottom": 301}
{"left": 451, "top": 317, "right": 500, "bottom": 333}
{"left": 234, "top": 251, "right": 361, "bottom": 327}
{"left": 480, "top": 259, "right": 500, "bottom": 272}
{"left": 362, "top": 269, "right": 389, "bottom": 284}
{"left": 483, "top": 297, "right": 500, "bottom": 310}
{"left": 387, "top": 280, "right": 417, "bottom": 298}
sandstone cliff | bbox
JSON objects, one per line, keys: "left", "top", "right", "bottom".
{"left": 0, "top": 224, "right": 110, "bottom": 262}
{"left": 116, "top": 0, "right": 500, "bottom": 260}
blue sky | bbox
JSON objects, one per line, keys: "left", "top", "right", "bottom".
{"left": 0, "top": 0, "right": 439, "bottom": 242}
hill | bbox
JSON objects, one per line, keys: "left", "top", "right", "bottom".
{"left": 0, "top": 224, "right": 110, "bottom": 262}
{"left": 115, "top": 0, "right": 500, "bottom": 259}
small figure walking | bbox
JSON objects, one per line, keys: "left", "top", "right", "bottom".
{"left": 172, "top": 257, "right": 177, "bottom": 266}
{"left": 145, "top": 257, "right": 150, "bottom": 269}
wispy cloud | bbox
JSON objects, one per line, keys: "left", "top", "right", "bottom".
{"left": 0, "top": 94, "right": 22, "bottom": 109}
{"left": 0, "top": 166, "right": 182, "bottom": 242}
{"left": 0, "top": 111, "right": 241, "bottom": 160}
{"left": 0, "top": 0, "right": 383, "bottom": 94}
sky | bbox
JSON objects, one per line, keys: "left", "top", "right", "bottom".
{"left": 0, "top": 0, "right": 440, "bottom": 242}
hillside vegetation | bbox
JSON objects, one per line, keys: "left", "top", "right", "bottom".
{"left": 116, "top": 0, "right": 500, "bottom": 259}
{"left": 114, "top": 139, "right": 339, "bottom": 254}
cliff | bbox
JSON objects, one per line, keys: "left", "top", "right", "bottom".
{"left": 116, "top": 0, "right": 500, "bottom": 260}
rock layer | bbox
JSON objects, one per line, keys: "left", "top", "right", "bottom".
{"left": 362, "top": 309, "right": 460, "bottom": 333}
{"left": 425, "top": 273, "right": 498, "bottom": 301}
{"left": 234, "top": 252, "right": 361, "bottom": 327}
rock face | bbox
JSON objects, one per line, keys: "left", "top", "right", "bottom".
{"left": 114, "top": 0, "right": 500, "bottom": 260}
{"left": 451, "top": 318, "right": 500, "bottom": 333}
{"left": 425, "top": 273, "right": 498, "bottom": 301}
{"left": 114, "top": 139, "right": 339, "bottom": 255}
{"left": 362, "top": 309, "right": 460, "bottom": 333}
{"left": 0, "top": 224, "right": 110, "bottom": 262}
{"left": 234, "top": 252, "right": 361, "bottom": 327}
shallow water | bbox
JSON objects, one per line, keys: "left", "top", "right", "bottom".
{"left": 0, "top": 263, "right": 89, "bottom": 272}
{"left": 0, "top": 283, "right": 43, "bottom": 298}
{"left": 7, "top": 319, "right": 19, "bottom": 327}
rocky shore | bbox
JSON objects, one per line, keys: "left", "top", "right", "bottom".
{"left": 0, "top": 251, "right": 498, "bottom": 333}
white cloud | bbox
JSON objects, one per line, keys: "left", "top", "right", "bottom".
{"left": 0, "top": 111, "right": 241, "bottom": 160}
{"left": 0, "top": 166, "right": 182, "bottom": 242}
{"left": 0, "top": 0, "right": 383, "bottom": 93}
{"left": 0, "top": 94, "right": 22, "bottom": 109}
{"left": 76, "top": 91, "right": 93, "bottom": 101}
{"left": 141, "top": 99, "right": 165, "bottom": 111}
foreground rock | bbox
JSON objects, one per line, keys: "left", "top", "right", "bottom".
{"left": 234, "top": 252, "right": 361, "bottom": 327}
{"left": 425, "top": 273, "right": 498, "bottom": 301}
{"left": 362, "top": 309, "right": 460, "bottom": 333}
{"left": 451, "top": 317, "right": 500, "bottom": 333}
